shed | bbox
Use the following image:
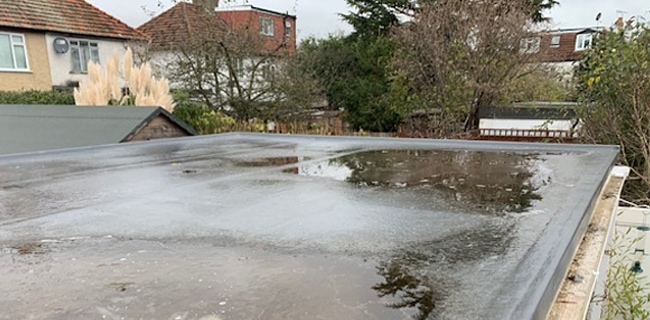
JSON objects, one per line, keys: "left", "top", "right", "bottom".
{"left": 478, "top": 102, "right": 580, "bottom": 142}
{"left": 0, "top": 104, "right": 196, "bottom": 155}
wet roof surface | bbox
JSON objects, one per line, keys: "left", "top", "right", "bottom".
{"left": 0, "top": 133, "right": 618, "bottom": 320}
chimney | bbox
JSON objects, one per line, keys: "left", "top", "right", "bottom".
{"left": 193, "top": 0, "right": 219, "bottom": 11}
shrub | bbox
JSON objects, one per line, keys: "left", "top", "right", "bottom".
{"left": 74, "top": 48, "right": 175, "bottom": 111}
{"left": 601, "top": 228, "right": 650, "bottom": 319}
{"left": 172, "top": 92, "right": 236, "bottom": 134}
{"left": 0, "top": 90, "right": 75, "bottom": 105}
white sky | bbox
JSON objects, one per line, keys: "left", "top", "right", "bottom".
{"left": 87, "top": 0, "right": 650, "bottom": 41}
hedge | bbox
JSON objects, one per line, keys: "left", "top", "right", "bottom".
{"left": 0, "top": 90, "right": 75, "bottom": 105}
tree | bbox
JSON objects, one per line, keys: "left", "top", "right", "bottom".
{"left": 499, "top": 66, "right": 574, "bottom": 104}
{"left": 146, "top": 3, "right": 321, "bottom": 122}
{"left": 391, "top": 0, "right": 543, "bottom": 135}
{"left": 300, "top": 35, "right": 402, "bottom": 132}
{"left": 341, "top": 0, "right": 413, "bottom": 38}
{"left": 342, "top": 0, "right": 558, "bottom": 39}
{"left": 575, "top": 22, "right": 650, "bottom": 203}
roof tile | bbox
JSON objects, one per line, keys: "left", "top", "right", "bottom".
{"left": 0, "top": 0, "right": 146, "bottom": 40}
{"left": 137, "top": 2, "right": 227, "bottom": 50}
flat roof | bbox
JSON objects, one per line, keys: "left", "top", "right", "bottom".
{"left": 0, "top": 104, "right": 196, "bottom": 156}
{"left": 0, "top": 133, "right": 619, "bottom": 319}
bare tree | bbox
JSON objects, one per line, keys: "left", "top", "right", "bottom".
{"left": 142, "top": 3, "right": 322, "bottom": 121}
{"left": 392, "top": 0, "right": 545, "bottom": 136}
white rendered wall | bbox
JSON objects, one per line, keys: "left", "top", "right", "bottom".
{"left": 479, "top": 119, "right": 574, "bottom": 131}
{"left": 45, "top": 33, "right": 128, "bottom": 87}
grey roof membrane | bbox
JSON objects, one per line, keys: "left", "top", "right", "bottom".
{"left": 0, "top": 104, "right": 189, "bottom": 156}
{"left": 0, "top": 133, "right": 619, "bottom": 320}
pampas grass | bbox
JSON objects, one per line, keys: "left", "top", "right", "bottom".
{"left": 74, "top": 48, "right": 175, "bottom": 112}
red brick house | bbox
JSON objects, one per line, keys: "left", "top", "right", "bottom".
{"left": 138, "top": 0, "right": 296, "bottom": 54}
{"left": 520, "top": 27, "right": 601, "bottom": 75}
{"left": 137, "top": 0, "right": 299, "bottom": 115}
{"left": 215, "top": 6, "right": 297, "bottom": 53}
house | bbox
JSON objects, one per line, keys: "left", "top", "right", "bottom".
{"left": 138, "top": 0, "right": 296, "bottom": 54}
{"left": 0, "top": 0, "right": 146, "bottom": 92}
{"left": 0, "top": 104, "right": 196, "bottom": 155}
{"left": 520, "top": 27, "right": 601, "bottom": 76}
{"left": 137, "top": 0, "right": 297, "bottom": 112}
{"left": 215, "top": 4, "right": 297, "bottom": 53}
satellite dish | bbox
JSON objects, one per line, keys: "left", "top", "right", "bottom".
{"left": 53, "top": 37, "right": 69, "bottom": 54}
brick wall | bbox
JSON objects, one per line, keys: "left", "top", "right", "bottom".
{"left": 128, "top": 115, "right": 192, "bottom": 141}
{"left": 0, "top": 29, "right": 53, "bottom": 91}
{"left": 216, "top": 9, "right": 296, "bottom": 53}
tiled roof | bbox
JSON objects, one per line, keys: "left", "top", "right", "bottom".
{"left": 538, "top": 28, "right": 598, "bottom": 63}
{"left": 0, "top": 0, "right": 146, "bottom": 40}
{"left": 137, "top": 2, "right": 228, "bottom": 50}
{"left": 138, "top": 3, "right": 295, "bottom": 53}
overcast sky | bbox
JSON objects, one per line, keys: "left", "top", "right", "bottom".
{"left": 87, "top": 0, "right": 650, "bottom": 40}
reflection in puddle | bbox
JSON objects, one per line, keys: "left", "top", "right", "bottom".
{"left": 374, "top": 257, "right": 443, "bottom": 320}
{"left": 235, "top": 157, "right": 300, "bottom": 167}
{"left": 293, "top": 150, "right": 551, "bottom": 215}
{"left": 374, "top": 223, "right": 514, "bottom": 319}
{"left": 297, "top": 161, "right": 352, "bottom": 181}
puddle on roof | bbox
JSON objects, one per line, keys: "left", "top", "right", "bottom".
{"left": 289, "top": 150, "right": 551, "bottom": 216}
{"left": 373, "top": 222, "right": 514, "bottom": 319}
{"left": 234, "top": 156, "right": 301, "bottom": 167}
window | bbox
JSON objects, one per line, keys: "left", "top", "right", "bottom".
{"left": 575, "top": 33, "right": 593, "bottom": 51}
{"left": 550, "top": 35, "right": 561, "bottom": 47}
{"left": 70, "top": 40, "right": 100, "bottom": 73}
{"left": 520, "top": 37, "right": 541, "bottom": 54}
{"left": 260, "top": 17, "right": 274, "bottom": 36}
{"left": 0, "top": 33, "right": 29, "bottom": 71}
{"left": 284, "top": 20, "right": 292, "bottom": 38}
{"left": 261, "top": 63, "right": 277, "bottom": 80}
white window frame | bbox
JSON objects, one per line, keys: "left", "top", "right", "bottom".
{"left": 550, "top": 35, "right": 561, "bottom": 47}
{"left": 520, "top": 37, "right": 541, "bottom": 54}
{"left": 284, "top": 20, "right": 292, "bottom": 38}
{"left": 70, "top": 40, "right": 100, "bottom": 73}
{"left": 0, "top": 32, "right": 30, "bottom": 72}
{"left": 575, "top": 33, "right": 593, "bottom": 51}
{"left": 260, "top": 17, "right": 274, "bottom": 37}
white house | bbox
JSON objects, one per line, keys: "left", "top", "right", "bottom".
{"left": 0, "top": 0, "right": 146, "bottom": 91}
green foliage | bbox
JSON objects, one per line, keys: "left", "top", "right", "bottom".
{"left": 172, "top": 90, "right": 235, "bottom": 134}
{"left": 0, "top": 90, "right": 75, "bottom": 105}
{"left": 341, "top": 0, "right": 558, "bottom": 38}
{"left": 341, "top": 0, "right": 412, "bottom": 38}
{"left": 305, "top": 0, "right": 559, "bottom": 134}
{"left": 575, "top": 23, "right": 650, "bottom": 201}
{"left": 500, "top": 69, "right": 574, "bottom": 104}
{"left": 601, "top": 229, "right": 650, "bottom": 319}
{"left": 300, "top": 35, "right": 403, "bottom": 132}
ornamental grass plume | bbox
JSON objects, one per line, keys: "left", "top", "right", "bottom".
{"left": 74, "top": 48, "right": 175, "bottom": 112}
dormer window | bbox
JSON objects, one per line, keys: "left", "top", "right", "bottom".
{"left": 575, "top": 33, "right": 593, "bottom": 51}
{"left": 520, "top": 37, "right": 541, "bottom": 54}
{"left": 550, "top": 35, "right": 561, "bottom": 47}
